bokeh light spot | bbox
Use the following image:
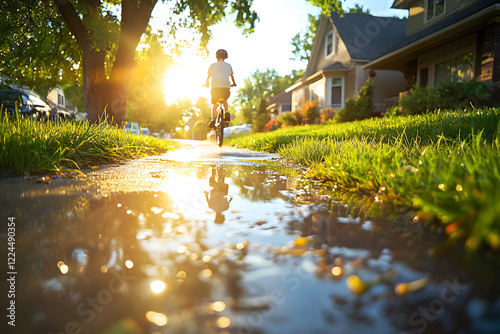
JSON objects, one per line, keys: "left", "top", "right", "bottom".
{"left": 150, "top": 280, "right": 166, "bottom": 294}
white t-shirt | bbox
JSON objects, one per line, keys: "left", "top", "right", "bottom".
{"left": 208, "top": 61, "right": 233, "bottom": 88}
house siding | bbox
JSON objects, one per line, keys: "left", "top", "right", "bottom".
{"left": 316, "top": 29, "right": 351, "bottom": 73}
{"left": 407, "top": 0, "right": 482, "bottom": 36}
{"left": 407, "top": 0, "right": 426, "bottom": 36}
{"left": 344, "top": 68, "right": 357, "bottom": 100}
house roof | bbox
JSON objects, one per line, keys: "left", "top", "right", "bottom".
{"left": 391, "top": 0, "right": 412, "bottom": 10}
{"left": 268, "top": 90, "right": 292, "bottom": 105}
{"left": 288, "top": 12, "right": 407, "bottom": 92}
{"left": 364, "top": 0, "right": 500, "bottom": 69}
{"left": 330, "top": 12, "right": 407, "bottom": 61}
{"left": 323, "top": 61, "right": 348, "bottom": 71}
{"left": 266, "top": 90, "right": 292, "bottom": 111}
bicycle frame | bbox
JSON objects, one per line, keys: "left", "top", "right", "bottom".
{"left": 214, "top": 98, "right": 226, "bottom": 147}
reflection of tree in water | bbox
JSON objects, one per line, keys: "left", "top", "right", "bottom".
{"left": 14, "top": 191, "right": 247, "bottom": 333}
{"left": 228, "top": 165, "right": 289, "bottom": 202}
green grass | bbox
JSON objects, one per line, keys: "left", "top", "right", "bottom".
{"left": 227, "top": 108, "right": 500, "bottom": 252}
{"left": 227, "top": 108, "right": 500, "bottom": 152}
{"left": 0, "top": 113, "right": 178, "bottom": 174}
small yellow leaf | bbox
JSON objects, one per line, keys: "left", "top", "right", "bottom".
{"left": 294, "top": 237, "right": 308, "bottom": 248}
{"left": 346, "top": 275, "right": 370, "bottom": 295}
{"left": 395, "top": 278, "right": 428, "bottom": 295}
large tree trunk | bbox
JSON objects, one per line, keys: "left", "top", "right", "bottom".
{"left": 82, "top": 48, "right": 131, "bottom": 125}
{"left": 54, "top": 0, "right": 157, "bottom": 126}
{"left": 81, "top": 48, "right": 108, "bottom": 123}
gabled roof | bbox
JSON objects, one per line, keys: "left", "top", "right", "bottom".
{"left": 266, "top": 90, "right": 292, "bottom": 110}
{"left": 330, "top": 12, "right": 407, "bottom": 61}
{"left": 268, "top": 90, "right": 292, "bottom": 105}
{"left": 323, "top": 61, "right": 348, "bottom": 71}
{"left": 290, "top": 12, "right": 407, "bottom": 92}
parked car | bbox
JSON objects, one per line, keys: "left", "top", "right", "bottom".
{"left": 231, "top": 124, "right": 252, "bottom": 135}
{"left": 0, "top": 89, "right": 51, "bottom": 120}
{"left": 124, "top": 122, "right": 140, "bottom": 135}
{"left": 141, "top": 127, "right": 150, "bottom": 136}
{"left": 207, "top": 126, "right": 234, "bottom": 141}
{"left": 50, "top": 109, "right": 73, "bottom": 121}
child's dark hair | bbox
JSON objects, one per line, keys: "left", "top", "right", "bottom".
{"left": 216, "top": 49, "right": 228, "bottom": 59}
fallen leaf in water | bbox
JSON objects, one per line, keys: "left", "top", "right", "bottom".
{"left": 255, "top": 220, "right": 266, "bottom": 226}
{"left": 91, "top": 166, "right": 99, "bottom": 169}
{"left": 294, "top": 237, "right": 308, "bottom": 248}
{"left": 346, "top": 275, "right": 372, "bottom": 295}
{"left": 445, "top": 221, "right": 459, "bottom": 235}
{"left": 395, "top": 278, "right": 428, "bottom": 295}
{"left": 36, "top": 176, "right": 50, "bottom": 184}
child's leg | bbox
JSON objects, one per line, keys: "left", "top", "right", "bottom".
{"left": 223, "top": 100, "right": 228, "bottom": 111}
{"left": 212, "top": 104, "right": 217, "bottom": 119}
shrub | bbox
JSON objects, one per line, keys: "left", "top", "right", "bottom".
{"left": 335, "top": 78, "right": 374, "bottom": 123}
{"left": 397, "top": 80, "right": 493, "bottom": 116}
{"left": 278, "top": 111, "right": 296, "bottom": 127}
{"left": 278, "top": 110, "right": 303, "bottom": 127}
{"left": 264, "top": 118, "right": 282, "bottom": 132}
{"left": 299, "top": 100, "right": 319, "bottom": 124}
{"left": 192, "top": 120, "right": 207, "bottom": 140}
{"left": 253, "top": 112, "right": 271, "bottom": 132}
{"left": 319, "top": 108, "right": 335, "bottom": 122}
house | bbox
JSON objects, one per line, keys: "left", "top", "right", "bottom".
{"left": 364, "top": 0, "right": 500, "bottom": 104}
{"left": 288, "top": 12, "right": 408, "bottom": 112}
{"left": 47, "top": 87, "right": 66, "bottom": 110}
{"left": 266, "top": 90, "right": 292, "bottom": 117}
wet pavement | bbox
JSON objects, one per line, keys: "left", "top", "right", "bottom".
{"left": 1, "top": 140, "right": 499, "bottom": 334}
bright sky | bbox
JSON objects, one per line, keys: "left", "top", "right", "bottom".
{"left": 150, "top": 0, "right": 406, "bottom": 105}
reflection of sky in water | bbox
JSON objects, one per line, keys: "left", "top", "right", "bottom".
{"left": 3, "top": 162, "right": 500, "bottom": 334}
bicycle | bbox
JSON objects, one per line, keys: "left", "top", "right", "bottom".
{"left": 214, "top": 98, "right": 229, "bottom": 147}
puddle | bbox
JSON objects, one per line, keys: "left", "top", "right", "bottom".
{"left": 1, "top": 161, "right": 500, "bottom": 334}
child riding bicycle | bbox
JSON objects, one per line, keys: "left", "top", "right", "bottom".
{"left": 204, "top": 49, "right": 236, "bottom": 129}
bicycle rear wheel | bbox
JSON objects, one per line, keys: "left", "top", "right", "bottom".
{"left": 217, "top": 109, "right": 224, "bottom": 147}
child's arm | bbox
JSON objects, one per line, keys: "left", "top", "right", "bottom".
{"left": 204, "top": 74, "right": 211, "bottom": 87}
{"left": 230, "top": 75, "right": 236, "bottom": 87}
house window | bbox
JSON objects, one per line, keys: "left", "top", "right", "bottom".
{"left": 426, "top": 0, "right": 445, "bottom": 21}
{"left": 58, "top": 93, "right": 65, "bottom": 106}
{"left": 434, "top": 52, "right": 473, "bottom": 84}
{"left": 325, "top": 31, "right": 336, "bottom": 57}
{"left": 419, "top": 68, "right": 429, "bottom": 87}
{"left": 310, "top": 82, "right": 324, "bottom": 103}
{"left": 331, "top": 78, "right": 342, "bottom": 108}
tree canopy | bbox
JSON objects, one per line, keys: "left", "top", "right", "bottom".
{"left": 0, "top": 0, "right": 258, "bottom": 124}
{"left": 234, "top": 68, "right": 303, "bottom": 126}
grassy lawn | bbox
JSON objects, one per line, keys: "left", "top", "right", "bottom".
{"left": 0, "top": 113, "right": 178, "bottom": 174}
{"left": 227, "top": 108, "right": 500, "bottom": 252}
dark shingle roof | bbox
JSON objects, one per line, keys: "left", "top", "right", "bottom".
{"left": 268, "top": 90, "right": 292, "bottom": 105}
{"left": 330, "top": 12, "right": 407, "bottom": 60}
{"left": 323, "top": 61, "right": 348, "bottom": 71}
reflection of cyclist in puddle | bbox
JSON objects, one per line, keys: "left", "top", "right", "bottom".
{"left": 205, "top": 167, "right": 232, "bottom": 224}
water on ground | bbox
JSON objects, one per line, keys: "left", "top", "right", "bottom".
{"left": 1, "top": 141, "right": 499, "bottom": 334}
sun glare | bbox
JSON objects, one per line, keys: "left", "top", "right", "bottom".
{"left": 163, "top": 49, "right": 211, "bottom": 105}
